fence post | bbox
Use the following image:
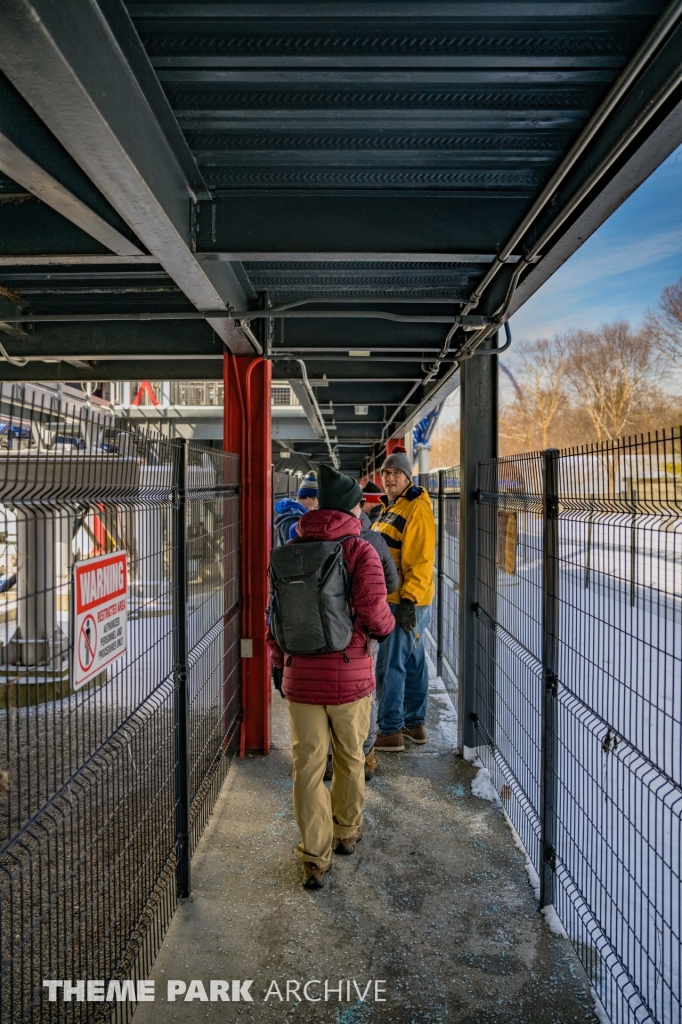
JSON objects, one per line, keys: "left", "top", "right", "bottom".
{"left": 173, "top": 439, "right": 191, "bottom": 899}
{"left": 436, "top": 469, "right": 445, "bottom": 678}
{"left": 540, "top": 447, "right": 559, "bottom": 908}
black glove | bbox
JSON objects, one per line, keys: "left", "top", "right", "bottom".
{"left": 272, "top": 666, "right": 284, "bottom": 698}
{"left": 396, "top": 598, "right": 417, "bottom": 635}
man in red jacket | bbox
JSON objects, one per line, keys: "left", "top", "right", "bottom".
{"left": 267, "top": 464, "right": 395, "bottom": 889}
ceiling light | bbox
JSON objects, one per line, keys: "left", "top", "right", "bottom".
{"left": 355, "top": 405, "right": 369, "bottom": 416}
{"left": 349, "top": 350, "right": 371, "bottom": 357}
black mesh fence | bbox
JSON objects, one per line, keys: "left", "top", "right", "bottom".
{"left": 476, "top": 431, "right": 682, "bottom": 1024}
{"left": 0, "top": 385, "right": 241, "bottom": 1023}
{"left": 425, "top": 470, "right": 460, "bottom": 703}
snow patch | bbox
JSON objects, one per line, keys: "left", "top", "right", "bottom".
{"left": 471, "top": 767, "right": 501, "bottom": 805}
{"left": 541, "top": 904, "right": 569, "bottom": 938}
{"left": 590, "top": 988, "right": 612, "bottom": 1024}
{"left": 425, "top": 654, "right": 458, "bottom": 749}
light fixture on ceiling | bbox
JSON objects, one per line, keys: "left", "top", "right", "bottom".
{"left": 355, "top": 405, "right": 369, "bottom": 416}
{"left": 349, "top": 350, "right": 371, "bottom": 357}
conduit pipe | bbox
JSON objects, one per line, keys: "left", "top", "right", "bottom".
{"left": 0, "top": 310, "right": 489, "bottom": 326}
{"left": 295, "top": 359, "right": 339, "bottom": 468}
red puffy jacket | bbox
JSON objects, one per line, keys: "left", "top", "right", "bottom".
{"left": 266, "top": 509, "right": 395, "bottom": 705}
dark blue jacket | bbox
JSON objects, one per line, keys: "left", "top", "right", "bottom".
{"left": 273, "top": 498, "right": 307, "bottom": 547}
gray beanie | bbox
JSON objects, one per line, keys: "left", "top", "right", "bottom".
{"left": 380, "top": 446, "right": 413, "bottom": 480}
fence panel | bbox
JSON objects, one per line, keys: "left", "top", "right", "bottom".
{"left": 0, "top": 387, "right": 240, "bottom": 1023}
{"left": 425, "top": 469, "right": 460, "bottom": 702}
{"left": 476, "top": 430, "right": 682, "bottom": 1024}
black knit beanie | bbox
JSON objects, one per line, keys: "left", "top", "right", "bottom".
{"left": 317, "top": 464, "right": 363, "bottom": 512}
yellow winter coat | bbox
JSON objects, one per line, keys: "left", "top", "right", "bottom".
{"left": 371, "top": 485, "right": 436, "bottom": 606}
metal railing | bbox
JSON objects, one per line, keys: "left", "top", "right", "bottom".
{"left": 428, "top": 430, "right": 682, "bottom": 1023}
{"left": 0, "top": 386, "right": 241, "bottom": 1023}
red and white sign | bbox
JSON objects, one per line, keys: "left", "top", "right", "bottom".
{"left": 73, "top": 551, "right": 128, "bottom": 689}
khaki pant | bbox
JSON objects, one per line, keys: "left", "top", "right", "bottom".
{"left": 288, "top": 696, "right": 372, "bottom": 870}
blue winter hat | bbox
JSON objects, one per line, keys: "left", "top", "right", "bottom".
{"left": 297, "top": 471, "right": 318, "bottom": 499}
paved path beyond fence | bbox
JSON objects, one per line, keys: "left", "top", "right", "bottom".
{"left": 133, "top": 677, "right": 597, "bottom": 1024}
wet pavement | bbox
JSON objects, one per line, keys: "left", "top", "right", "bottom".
{"left": 133, "top": 675, "right": 597, "bottom": 1024}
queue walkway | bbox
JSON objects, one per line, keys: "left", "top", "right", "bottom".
{"left": 132, "top": 669, "right": 597, "bottom": 1024}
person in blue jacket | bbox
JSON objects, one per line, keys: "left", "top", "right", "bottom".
{"left": 273, "top": 471, "right": 318, "bottom": 546}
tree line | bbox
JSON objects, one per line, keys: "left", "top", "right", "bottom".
{"left": 428, "top": 274, "right": 682, "bottom": 467}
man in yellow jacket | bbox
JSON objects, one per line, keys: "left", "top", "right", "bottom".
{"left": 371, "top": 446, "right": 436, "bottom": 750}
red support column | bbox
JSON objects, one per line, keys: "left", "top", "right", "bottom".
{"left": 386, "top": 437, "right": 405, "bottom": 455}
{"left": 224, "top": 352, "right": 272, "bottom": 755}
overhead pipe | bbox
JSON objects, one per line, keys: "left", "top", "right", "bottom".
{"left": 0, "top": 310, "right": 490, "bottom": 326}
{"left": 295, "top": 359, "right": 339, "bottom": 468}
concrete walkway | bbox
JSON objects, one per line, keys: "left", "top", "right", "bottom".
{"left": 133, "top": 677, "right": 597, "bottom": 1024}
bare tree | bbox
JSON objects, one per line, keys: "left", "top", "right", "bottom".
{"left": 648, "top": 275, "right": 682, "bottom": 366}
{"left": 499, "top": 336, "right": 568, "bottom": 451}
{"left": 564, "top": 321, "right": 660, "bottom": 442}
{"left": 429, "top": 422, "right": 460, "bottom": 469}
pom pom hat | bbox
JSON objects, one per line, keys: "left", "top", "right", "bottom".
{"left": 297, "top": 470, "right": 318, "bottom": 499}
{"left": 379, "top": 445, "right": 413, "bottom": 480}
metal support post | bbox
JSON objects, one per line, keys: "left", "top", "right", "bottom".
{"left": 224, "top": 352, "right": 273, "bottom": 755}
{"left": 458, "top": 334, "right": 498, "bottom": 755}
{"left": 436, "top": 469, "right": 445, "bottom": 679}
{"left": 173, "top": 439, "right": 191, "bottom": 899}
{"left": 540, "top": 447, "right": 560, "bottom": 908}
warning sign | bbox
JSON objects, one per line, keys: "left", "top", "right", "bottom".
{"left": 73, "top": 551, "right": 128, "bottom": 689}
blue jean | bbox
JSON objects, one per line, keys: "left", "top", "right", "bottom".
{"left": 376, "top": 605, "right": 430, "bottom": 736}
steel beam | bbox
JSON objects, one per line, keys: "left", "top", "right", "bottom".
{"left": 0, "top": 0, "right": 255, "bottom": 353}
{"left": 0, "top": 73, "right": 143, "bottom": 257}
{"left": 199, "top": 253, "right": 520, "bottom": 264}
{"left": 193, "top": 195, "right": 534, "bottom": 255}
{"left": 0, "top": 358, "right": 224, "bottom": 381}
{"left": 458, "top": 333, "right": 497, "bottom": 757}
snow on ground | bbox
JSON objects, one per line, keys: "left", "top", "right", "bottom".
{"left": 425, "top": 653, "right": 458, "bottom": 749}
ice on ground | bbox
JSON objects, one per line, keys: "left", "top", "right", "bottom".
{"left": 426, "top": 653, "right": 458, "bottom": 749}
{"left": 471, "top": 767, "right": 501, "bottom": 805}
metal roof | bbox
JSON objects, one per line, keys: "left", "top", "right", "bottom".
{"left": 1, "top": 0, "right": 682, "bottom": 471}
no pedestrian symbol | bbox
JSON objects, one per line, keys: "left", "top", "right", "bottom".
{"left": 78, "top": 615, "right": 97, "bottom": 673}
{"left": 72, "top": 551, "right": 128, "bottom": 690}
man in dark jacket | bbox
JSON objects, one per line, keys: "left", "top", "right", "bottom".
{"left": 266, "top": 464, "right": 394, "bottom": 890}
{"left": 362, "top": 479, "right": 387, "bottom": 523}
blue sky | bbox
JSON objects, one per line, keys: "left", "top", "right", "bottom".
{"left": 509, "top": 143, "right": 682, "bottom": 342}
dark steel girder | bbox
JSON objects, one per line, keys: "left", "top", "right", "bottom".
{"left": 0, "top": 358, "right": 224, "bottom": 381}
{"left": 0, "top": 73, "right": 143, "bottom": 257}
{"left": 0, "top": 0, "right": 256, "bottom": 353}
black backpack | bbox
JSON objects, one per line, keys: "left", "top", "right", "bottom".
{"left": 268, "top": 538, "right": 354, "bottom": 656}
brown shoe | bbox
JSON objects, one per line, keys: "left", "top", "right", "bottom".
{"left": 403, "top": 723, "right": 428, "bottom": 744}
{"left": 302, "top": 861, "right": 331, "bottom": 889}
{"left": 374, "top": 731, "right": 404, "bottom": 752}
{"left": 333, "top": 829, "right": 362, "bottom": 856}
{"left": 364, "top": 748, "right": 378, "bottom": 780}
